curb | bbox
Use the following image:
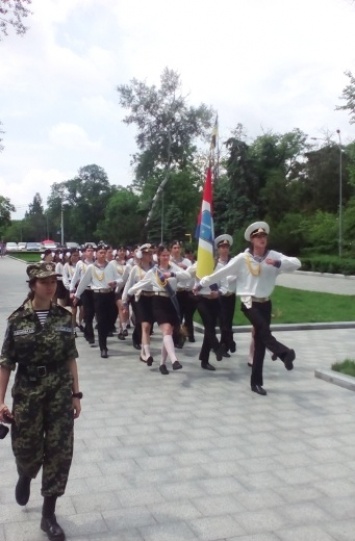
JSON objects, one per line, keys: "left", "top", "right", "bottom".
{"left": 194, "top": 321, "right": 355, "bottom": 334}
{"left": 315, "top": 369, "right": 355, "bottom": 392}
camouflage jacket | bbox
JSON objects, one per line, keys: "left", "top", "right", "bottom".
{"left": 0, "top": 301, "right": 78, "bottom": 371}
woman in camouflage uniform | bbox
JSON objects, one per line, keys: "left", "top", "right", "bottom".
{"left": 0, "top": 261, "right": 82, "bottom": 541}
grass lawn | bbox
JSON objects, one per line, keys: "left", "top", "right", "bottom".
{"left": 332, "top": 359, "right": 355, "bottom": 377}
{"left": 10, "top": 253, "right": 42, "bottom": 263}
{"left": 195, "top": 286, "right": 355, "bottom": 325}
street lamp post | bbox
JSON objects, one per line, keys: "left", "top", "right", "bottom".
{"left": 336, "top": 129, "right": 343, "bottom": 257}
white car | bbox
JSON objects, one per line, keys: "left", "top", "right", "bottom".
{"left": 5, "top": 242, "right": 18, "bottom": 252}
{"left": 18, "top": 242, "right": 27, "bottom": 251}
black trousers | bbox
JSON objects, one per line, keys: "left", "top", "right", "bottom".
{"left": 219, "top": 294, "right": 236, "bottom": 352}
{"left": 130, "top": 298, "right": 142, "bottom": 346}
{"left": 176, "top": 290, "right": 197, "bottom": 339}
{"left": 241, "top": 300, "right": 290, "bottom": 387}
{"left": 196, "top": 296, "right": 221, "bottom": 365}
{"left": 81, "top": 290, "right": 95, "bottom": 341}
{"left": 93, "top": 292, "right": 115, "bottom": 350}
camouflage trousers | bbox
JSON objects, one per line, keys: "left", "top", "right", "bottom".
{"left": 11, "top": 370, "right": 74, "bottom": 497}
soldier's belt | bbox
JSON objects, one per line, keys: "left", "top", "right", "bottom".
{"left": 93, "top": 288, "right": 112, "bottom": 294}
{"left": 251, "top": 296, "right": 270, "bottom": 303}
{"left": 17, "top": 362, "right": 62, "bottom": 381}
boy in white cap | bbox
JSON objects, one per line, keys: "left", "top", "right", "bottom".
{"left": 197, "top": 221, "right": 301, "bottom": 395}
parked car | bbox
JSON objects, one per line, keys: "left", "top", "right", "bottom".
{"left": 42, "top": 242, "right": 57, "bottom": 251}
{"left": 5, "top": 242, "right": 18, "bottom": 252}
{"left": 26, "top": 242, "right": 43, "bottom": 252}
{"left": 65, "top": 242, "right": 80, "bottom": 251}
{"left": 18, "top": 242, "right": 27, "bottom": 251}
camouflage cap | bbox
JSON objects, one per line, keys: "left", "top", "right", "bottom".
{"left": 26, "top": 261, "right": 59, "bottom": 280}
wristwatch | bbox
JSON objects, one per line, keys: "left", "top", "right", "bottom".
{"left": 72, "top": 392, "right": 83, "bottom": 399}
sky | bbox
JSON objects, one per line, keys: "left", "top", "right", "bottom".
{"left": 1, "top": 0, "right": 355, "bottom": 219}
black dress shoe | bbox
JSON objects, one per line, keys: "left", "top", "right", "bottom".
{"left": 213, "top": 346, "right": 223, "bottom": 362}
{"left": 271, "top": 353, "right": 278, "bottom": 361}
{"left": 283, "top": 349, "right": 295, "bottom": 371}
{"left": 222, "top": 352, "right": 231, "bottom": 358}
{"left": 118, "top": 332, "right": 125, "bottom": 340}
{"left": 132, "top": 340, "right": 141, "bottom": 350}
{"left": 79, "top": 324, "right": 85, "bottom": 333}
{"left": 123, "top": 329, "right": 128, "bottom": 337}
{"left": 201, "top": 362, "right": 216, "bottom": 371}
{"left": 146, "top": 356, "right": 154, "bottom": 366}
{"left": 230, "top": 341, "right": 236, "bottom": 353}
{"left": 251, "top": 385, "right": 267, "bottom": 396}
{"left": 100, "top": 349, "right": 108, "bottom": 359}
{"left": 41, "top": 515, "right": 65, "bottom": 541}
{"left": 15, "top": 475, "right": 31, "bottom": 506}
{"left": 172, "top": 360, "right": 182, "bottom": 370}
{"left": 247, "top": 362, "right": 253, "bottom": 367}
{"left": 159, "top": 364, "right": 169, "bottom": 375}
{"left": 88, "top": 337, "right": 95, "bottom": 345}
{"left": 188, "top": 336, "right": 195, "bottom": 343}
{"left": 139, "top": 356, "right": 147, "bottom": 363}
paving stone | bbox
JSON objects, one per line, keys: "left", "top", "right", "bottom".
{"left": 188, "top": 515, "right": 245, "bottom": 540}
{"left": 232, "top": 509, "right": 286, "bottom": 535}
{"left": 149, "top": 500, "right": 202, "bottom": 523}
{"left": 139, "top": 521, "right": 197, "bottom": 541}
{"left": 323, "top": 519, "right": 355, "bottom": 541}
{"left": 275, "top": 525, "right": 337, "bottom": 541}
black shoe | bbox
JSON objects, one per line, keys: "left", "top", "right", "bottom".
{"left": 139, "top": 356, "right": 147, "bottom": 363}
{"left": 88, "top": 337, "right": 95, "bottom": 345}
{"left": 159, "top": 364, "right": 169, "bottom": 375}
{"left": 123, "top": 329, "right": 128, "bottom": 337}
{"left": 41, "top": 515, "right": 65, "bottom": 541}
{"left": 15, "top": 475, "right": 31, "bottom": 506}
{"left": 201, "top": 362, "right": 216, "bottom": 371}
{"left": 251, "top": 385, "right": 267, "bottom": 396}
{"left": 147, "top": 356, "right": 154, "bottom": 366}
{"left": 230, "top": 341, "right": 236, "bottom": 353}
{"left": 107, "top": 332, "right": 114, "bottom": 337}
{"left": 213, "top": 346, "right": 223, "bottom": 362}
{"left": 74, "top": 331, "right": 77, "bottom": 338}
{"left": 247, "top": 362, "right": 253, "bottom": 367}
{"left": 222, "top": 352, "right": 231, "bottom": 358}
{"left": 188, "top": 336, "right": 195, "bottom": 343}
{"left": 283, "top": 349, "right": 295, "bottom": 371}
{"left": 79, "top": 324, "right": 85, "bottom": 333}
{"left": 271, "top": 353, "right": 278, "bottom": 361}
{"left": 172, "top": 360, "right": 182, "bottom": 370}
{"left": 100, "top": 349, "right": 108, "bottom": 359}
{"left": 132, "top": 340, "right": 141, "bottom": 350}
{"left": 118, "top": 332, "right": 125, "bottom": 340}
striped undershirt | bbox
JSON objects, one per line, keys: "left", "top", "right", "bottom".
{"left": 35, "top": 310, "right": 49, "bottom": 326}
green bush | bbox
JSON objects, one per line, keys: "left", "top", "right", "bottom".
{"left": 332, "top": 360, "right": 355, "bottom": 377}
{"left": 300, "top": 255, "right": 355, "bottom": 275}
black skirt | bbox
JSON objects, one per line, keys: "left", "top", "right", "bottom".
{"left": 152, "top": 296, "right": 179, "bottom": 326}
{"left": 56, "top": 280, "right": 69, "bottom": 302}
{"left": 135, "top": 295, "right": 154, "bottom": 324}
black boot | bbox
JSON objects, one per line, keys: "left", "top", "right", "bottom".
{"left": 15, "top": 474, "right": 31, "bottom": 506}
{"left": 41, "top": 496, "right": 65, "bottom": 541}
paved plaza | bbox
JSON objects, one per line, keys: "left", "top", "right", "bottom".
{"left": 0, "top": 257, "right": 355, "bottom": 541}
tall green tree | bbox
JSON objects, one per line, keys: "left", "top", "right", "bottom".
{"left": 0, "top": 195, "right": 15, "bottom": 237}
{"left": 24, "top": 192, "right": 46, "bottom": 240}
{"left": 47, "top": 165, "right": 114, "bottom": 243}
{"left": 337, "top": 70, "right": 355, "bottom": 124}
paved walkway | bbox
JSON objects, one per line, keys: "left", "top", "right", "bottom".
{"left": 1, "top": 257, "right": 355, "bottom": 541}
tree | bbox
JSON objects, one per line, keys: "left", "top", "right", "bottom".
{"left": 46, "top": 165, "right": 114, "bottom": 243}
{"left": 117, "top": 67, "right": 214, "bottom": 202}
{"left": 0, "top": 195, "right": 15, "bottom": 234}
{"left": 0, "top": 0, "right": 32, "bottom": 40}
{"left": 96, "top": 187, "right": 143, "bottom": 246}
{"left": 24, "top": 192, "right": 46, "bottom": 240}
{"left": 337, "top": 71, "right": 355, "bottom": 124}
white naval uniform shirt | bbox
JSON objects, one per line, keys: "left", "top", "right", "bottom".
{"left": 62, "top": 262, "right": 77, "bottom": 290}
{"left": 69, "top": 260, "right": 94, "bottom": 293}
{"left": 170, "top": 257, "right": 194, "bottom": 290}
{"left": 111, "top": 260, "right": 131, "bottom": 293}
{"left": 214, "top": 258, "right": 237, "bottom": 295}
{"left": 122, "top": 264, "right": 153, "bottom": 303}
{"left": 75, "top": 262, "right": 122, "bottom": 298}
{"left": 128, "top": 264, "right": 191, "bottom": 297}
{"left": 199, "top": 250, "right": 301, "bottom": 306}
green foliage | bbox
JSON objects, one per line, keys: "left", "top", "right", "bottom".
{"left": 0, "top": 195, "right": 15, "bottom": 235}
{"left": 336, "top": 70, "right": 355, "bottom": 125}
{"left": 96, "top": 187, "right": 143, "bottom": 246}
{"left": 300, "top": 255, "right": 355, "bottom": 275}
{"left": 332, "top": 359, "right": 355, "bottom": 377}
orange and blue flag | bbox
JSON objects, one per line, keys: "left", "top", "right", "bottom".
{"left": 196, "top": 165, "right": 215, "bottom": 279}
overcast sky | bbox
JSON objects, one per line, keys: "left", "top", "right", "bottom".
{"left": 1, "top": 0, "right": 355, "bottom": 219}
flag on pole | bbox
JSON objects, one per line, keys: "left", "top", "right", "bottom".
{"left": 196, "top": 165, "right": 215, "bottom": 279}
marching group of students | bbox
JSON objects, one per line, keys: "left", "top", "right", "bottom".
{"left": 0, "top": 219, "right": 301, "bottom": 541}
{"left": 48, "top": 220, "right": 301, "bottom": 393}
